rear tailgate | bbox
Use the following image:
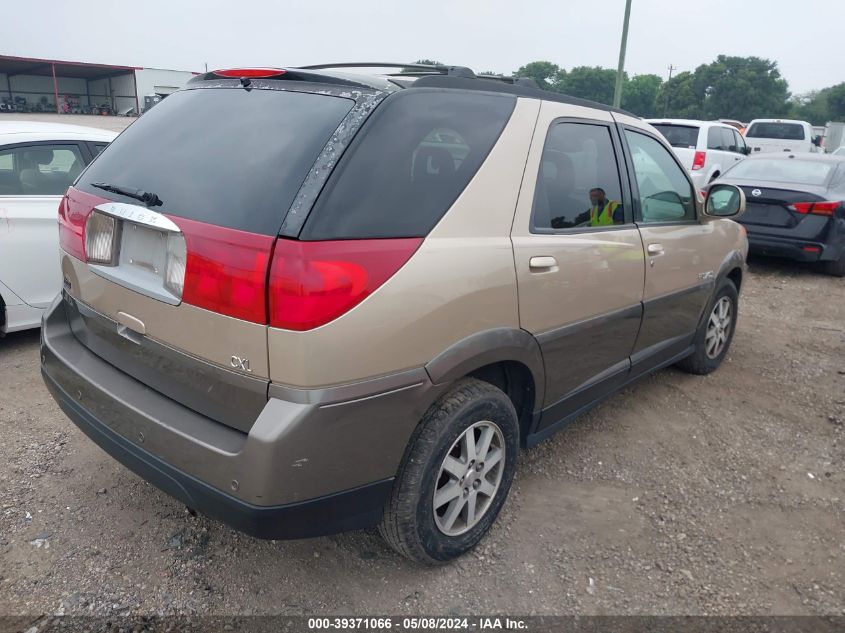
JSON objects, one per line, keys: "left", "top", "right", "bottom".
{"left": 649, "top": 123, "right": 699, "bottom": 169}
{"left": 734, "top": 182, "right": 827, "bottom": 229}
{"left": 746, "top": 122, "right": 808, "bottom": 154}
{"left": 59, "top": 84, "right": 356, "bottom": 433}
{"left": 748, "top": 138, "right": 806, "bottom": 154}
{"left": 671, "top": 147, "right": 697, "bottom": 170}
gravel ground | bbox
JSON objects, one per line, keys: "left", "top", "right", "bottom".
{"left": 1, "top": 257, "right": 842, "bottom": 618}
{"left": 0, "top": 112, "right": 134, "bottom": 133}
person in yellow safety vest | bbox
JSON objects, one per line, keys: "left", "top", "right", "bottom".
{"left": 587, "top": 187, "right": 624, "bottom": 226}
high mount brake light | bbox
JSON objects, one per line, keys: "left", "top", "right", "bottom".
{"left": 212, "top": 68, "right": 287, "bottom": 78}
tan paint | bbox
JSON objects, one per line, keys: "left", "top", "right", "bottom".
{"left": 267, "top": 98, "right": 542, "bottom": 387}
{"left": 510, "top": 100, "right": 646, "bottom": 335}
{"left": 637, "top": 221, "right": 744, "bottom": 299}
{"left": 615, "top": 116, "right": 748, "bottom": 298}
{"left": 61, "top": 254, "right": 270, "bottom": 378}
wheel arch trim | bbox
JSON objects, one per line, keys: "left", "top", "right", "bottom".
{"left": 424, "top": 327, "right": 545, "bottom": 414}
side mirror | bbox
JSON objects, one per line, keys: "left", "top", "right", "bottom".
{"left": 703, "top": 184, "right": 746, "bottom": 219}
{"left": 741, "top": 146, "right": 752, "bottom": 155}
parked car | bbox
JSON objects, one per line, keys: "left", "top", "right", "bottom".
{"left": 0, "top": 122, "right": 117, "bottom": 334}
{"left": 719, "top": 119, "right": 747, "bottom": 135}
{"left": 647, "top": 119, "right": 749, "bottom": 190}
{"left": 710, "top": 153, "right": 845, "bottom": 276}
{"left": 40, "top": 64, "right": 747, "bottom": 564}
{"left": 745, "top": 119, "right": 822, "bottom": 154}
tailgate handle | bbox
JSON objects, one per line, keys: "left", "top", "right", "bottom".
{"left": 116, "top": 311, "right": 146, "bottom": 345}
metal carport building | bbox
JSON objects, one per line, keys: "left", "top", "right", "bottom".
{"left": 0, "top": 55, "right": 141, "bottom": 115}
{"left": 0, "top": 55, "right": 196, "bottom": 115}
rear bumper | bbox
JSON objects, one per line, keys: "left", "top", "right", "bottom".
{"left": 41, "top": 294, "right": 439, "bottom": 539}
{"left": 43, "top": 368, "right": 391, "bottom": 539}
{"left": 746, "top": 234, "right": 829, "bottom": 262}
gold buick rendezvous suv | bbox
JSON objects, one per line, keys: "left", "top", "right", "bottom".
{"left": 41, "top": 63, "right": 748, "bottom": 563}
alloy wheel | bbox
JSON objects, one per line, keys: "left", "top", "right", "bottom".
{"left": 432, "top": 421, "right": 506, "bottom": 536}
{"left": 705, "top": 296, "right": 733, "bottom": 359}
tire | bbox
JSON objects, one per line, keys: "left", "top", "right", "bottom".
{"left": 821, "top": 253, "right": 845, "bottom": 277}
{"left": 379, "top": 378, "right": 519, "bottom": 564}
{"left": 676, "top": 279, "right": 738, "bottom": 375}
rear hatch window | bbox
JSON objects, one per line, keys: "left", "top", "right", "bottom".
{"left": 76, "top": 87, "right": 355, "bottom": 235}
{"left": 746, "top": 122, "right": 805, "bottom": 141}
{"left": 726, "top": 159, "right": 834, "bottom": 186}
{"left": 651, "top": 124, "right": 699, "bottom": 149}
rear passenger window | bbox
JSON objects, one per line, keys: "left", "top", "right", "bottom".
{"left": 625, "top": 130, "right": 695, "bottom": 223}
{"left": 531, "top": 122, "right": 625, "bottom": 231}
{"left": 301, "top": 90, "right": 515, "bottom": 240}
{"left": 707, "top": 127, "right": 729, "bottom": 151}
{"left": 0, "top": 144, "right": 85, "bottom": 196}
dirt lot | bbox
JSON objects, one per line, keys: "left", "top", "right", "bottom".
{"left": 0, "top": 116, "right": 842, "bottom": 617}
{"left": 1, "top": 112, "right": 133, "bottom": 133}
{"left": 0, "top": 256, "right": 842, "bottom": 618}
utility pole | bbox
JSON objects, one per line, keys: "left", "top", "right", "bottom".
{"left": 663, "top": 64, "right": 676, "bottom": 116}
{"left": 612, "top": 0, "right": 633, "bottom": 108}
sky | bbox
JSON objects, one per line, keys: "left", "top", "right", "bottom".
{"left": 3, "top": 0, "right": 843, "bottom": 95}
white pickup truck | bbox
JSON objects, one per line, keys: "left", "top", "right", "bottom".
{"left": 744, "top": 119, "right": 822, "bottom": 154}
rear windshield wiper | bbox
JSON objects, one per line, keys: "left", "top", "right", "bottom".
{"left": 91, "top": 182, "right": 163, "bottom": 207}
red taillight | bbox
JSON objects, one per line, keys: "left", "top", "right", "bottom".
{"left": 268, "top": 238, "right": 423, "bottom": 331}
{"left": 212, "top": 68, "right": 286, "bottom": 78}
{"left": 58, "top": 187, "right": 109, "bottom": 261}
{"left": 802, "top": 246, "right": 822, "bottom": 252}
{"left": 173, "top": 217, "right": 275, "bottom": 323}
{"left": 691, "top": 151, "right": 706, "bottom": 171}
{"left": 789, "top": 201, "right": 841, "bottom": 216}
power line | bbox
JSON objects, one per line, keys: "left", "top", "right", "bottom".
{"left": 663, "top": 64, "right": 676, "bottom": 116}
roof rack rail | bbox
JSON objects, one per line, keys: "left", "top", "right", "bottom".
{"left": 477, "top": 74, "right": 540, "bottom": 89}
{"left": 297, "top": 62, "right": 477, "bottom": 79}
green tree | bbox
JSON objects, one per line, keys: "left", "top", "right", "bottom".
{"left": 825, "top": 83, "right": 845, "bottom": 121}
{"left": 513, "top": 61, "right": 564, "bottom": 91}
{"left": 790, "top": 90, "right": 830, "bottom": 125}
{"left": 789, "top": 83, "right": 845, "bottom": 124}
{"left": 400, "top": 59, "right": 443, "bottom": 74}
{"left": 560, "top": 66, "right": 618, "bottom": 105}
{"left": 655, "top": 71, "right": 703, "bottom": 118}
{"left": 693, "top": 55, "right": 790, "bottom": 121}
{"left": 621, "top": 74, "right": 662, "bottom": 117}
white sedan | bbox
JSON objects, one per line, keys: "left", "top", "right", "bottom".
{"left": 0, "top": 121, "right": 117, "bottom": 333}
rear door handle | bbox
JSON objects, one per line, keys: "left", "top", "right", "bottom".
{"left": 647, "top": 243, "right": 664, "bottom": 256}
{"left": 529, "top": 256, "right": 558, "bottom": 271}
